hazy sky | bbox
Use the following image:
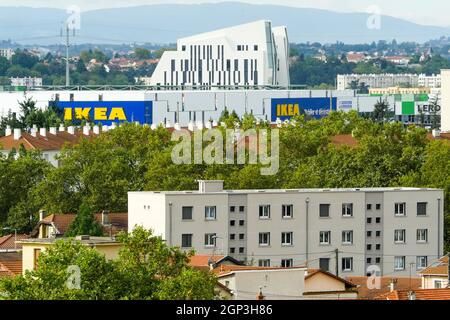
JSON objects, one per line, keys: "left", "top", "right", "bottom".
{"left": 1, "top": 0, "right": 449, "bottom": 27}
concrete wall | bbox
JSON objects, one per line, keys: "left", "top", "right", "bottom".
{"left": 441, "top": 69, "right": 450, "bottom": 132}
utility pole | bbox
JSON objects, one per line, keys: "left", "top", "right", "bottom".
{"left": 335, "top": 248, "right": 339, "bottom": 277}
{"left": 61, "top": 22, "right": 75, "bottom": 86}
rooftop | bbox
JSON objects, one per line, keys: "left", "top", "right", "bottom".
{"left": 0, "top": 252, "right": 22, "bottom": 277}
{"left": 376, "top": 288, "right": 450, "bottom": 300}
{"left": 18, "top": 236, "right": 120, "bottom": 246}
{"left": 419, "top": 256, "right": 448, "bottom": 276}
{"left": 0, "top": 233, "right": 29, "bottom": 251}
{"left": 346, "top": 276, "right": 422, "bottom": 300}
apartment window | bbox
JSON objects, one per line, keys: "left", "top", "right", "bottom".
{"left": 282, "top": 204, "right": 293, "bottom": 219}
{"left": 376, "top": 244, "right": 381, "bottom": 250}
{"left": 230, "top": 234, "right": 235, "bottom": 240}
{"left": 258, "top": 259, "right": 270, "bottom": 267}
{"left": 342, "top": 230, "right": 353, "bottom": 245}
{"left": 417, "top": 229, "right": 428, "bottom": 243}
{"left": 230, "top": 247, "right": 235, "bottom": 254}
{"left": 205, "top": 206, "right": 217, "bottom": 220}
{"left": 342, "top": 203, "right": 353, "bottom": 217}
{"left": 239, "top": 234, "right": 245, "bottom": 240}
{"left": 320, "top": 231, "right": 331, "bottom": 245}
{"left": 319, "top": 204, "right": 330, "bottom": 218}
{"left": 230, "top": 206, "right": 236, "bottom": 213}
{"left": 416, "top": 256, "right": 428, "bottom": 270}
{"left": 417, "top": 202, "right": 427, "bottom": 216}
{"left": 435, "top": 280, "right": 443, "bottom": 288}
{"left": 375, "top": 257, "right": 381, "bottom": 263}
{"left": 181, "top": 234, "right": 193, "bottom": 248}
{"left": 376, "top": 204, "right": 381, "bottom": 210}
{"left": 259, "top": 232, "right": 270, "bottom": 246}
{"left": 281, "top": 232, "right": 293, "bottom": 246}
{"left": 239, "top": 247, "right": 245, "bottom": 254}
{"left": 319, "top": 258, "right": 330, "bottom": 271}
{"left": 367, "top": 218, "right": 372, "bottom": 224}
{"left": 239, "top": 220, "right": 245, "bottom": 226}
{"left": 367, "top": 258, "right": 372, "bottom": 264}
{"left": 254, "top": 45, "right": 258, "bottom": 51}
{"left": 237, "top": 45, "right": 242, "bottom": 51}
{"left": 182, "top": 206, "right": 193, "bottom": 220}
{"left": 367, "top": 204, "right": 372, "bottom": 210}
{"left": 367, "top": 231, "right": 372, "bottom": 237}
{"left": 376, "top": 231, "right": 381, "bottom": 237}
{"left": 376, "top": 217, "right": 381, "bottom": 224}
{"left": 394, "top": 256, "right": 406, "bottom": 270}
{"left": 342, "top": 257, "right": 353, "bottom": 272}
{"left": 230, "top": 220, "right": 235, "bottom": 226}
{"left": 239, "top": 206, "right": 245, "bottom": 212}
{"left": 394, "top": 229, "right": 406, "bottom": 243}
{"left": 367, "top": 244, "right": 372, "bottom": 250}
{"left": 204, "top": 233, "right": 216, "bottom": 247}
{"left": 395, "top": 203, "right": 406, "bottom": 216}
{"left": 182, "top": 45, "right": 186, "bottom": 51}
{"left": 281, "top": 259, "right": 293, "bottom": 268}
{"left": 259, "top": 205, "right": 271, "bottom": 219}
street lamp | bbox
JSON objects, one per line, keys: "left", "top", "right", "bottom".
{"left": 2, "top": 227, "right": 18, "bottom": 251}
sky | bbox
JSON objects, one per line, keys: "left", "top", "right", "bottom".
{"left": 1, "top": 0, "right": 449, "bottom": 28}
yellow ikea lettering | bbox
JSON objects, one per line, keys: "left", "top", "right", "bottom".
{"left": 74, "top": 108, "right": 91, "bottom": 120}
{"left": 94, "top": 108, "right": 108, "bottom": 120}
{"left": 64, "top": 108, "right": 72, "bottom": 121}
{"left": 108, "top": 108, "right": 127, "bottom": 121}
{"left": 276, "top": 103, "right": 300, "bottom": 117}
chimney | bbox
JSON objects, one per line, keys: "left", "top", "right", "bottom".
{"left": 408, "top": 291, "right": 416, "bottom": 300}
{"left": 39, "top": 210, "right": 47, "bottom": 221}
{"left": 101, "top": 210, "right": 109, "bottom": 225}
{"left": 49, "top": 127, "right": 57, "bottom": 135}
{"left": 93, "top": 125, "right": 100, "bottom": 135}
{"left": 257, "top": 287, "right": 265, "bottom": 300}
{"left": 198, "top": 180, "right": 224, "bottom": 193}
{"left": 58, "top": 124, "right": 65, "bottom": 132}
{"left": 174, "top": 123, "right": 181, "bottom": 131}
{"left": 389, "top": 278, "right": 398, "bottom": 292}
{"left": 30, "top": 127, "right": 37, "bottom": 137}
{"left": 68, "top": 126, "right": 75, "bottom": 135}
{"left": 13, "top": 128, "right": 21, "bottom": 140}
{"left": 432, "top": 129, "right": 441, "bottom": 138}
{"left": 82, "top": 125, "right": 90, "bottom": 136}
{"left": 39, "top": 127, "right": 46, "bottom": 137}
{"left": 5, "top": 125, "right": 12, "bottom": 136}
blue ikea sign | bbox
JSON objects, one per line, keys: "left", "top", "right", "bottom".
{"left": 55, "top": 101, "right": 153, "bottom": 125}
{"left": 271, "top": 98, "right": 337, "bottom": 121}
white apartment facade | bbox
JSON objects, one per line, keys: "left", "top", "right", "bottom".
{"left": 418, "top": 74, "right": 441, "bottom": 88}
{"left": 10, "top": 77, "right": 43, "bottom": 88}
{"left": 150, "top": 21, "right": 290, "bottom": 88}
{"left": 0, "top": 48, "right": 14, "bottom": 60}
{"left": 128, "top": 180, "right": 444, "bottom": 277}
{"left": 442, "top": 69, "right": 450, "bottom": 132}
{"left": 337, "top": 74, "right": 419, "bottom": 91}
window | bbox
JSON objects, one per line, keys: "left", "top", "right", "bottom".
{"left": 182, "top": 206, "right": 193, "bottom": 220}
{"left": 282, "top": 205, "right": 293, "bottom": 219}
{"left": 320, "top": 231, "right": 331, "bottom": 245}
{"left": 182, "top": 45, "right": 186, "bottom": 51}
{"left": 376, "top": 217, "right": 381, "bottom": 223}
{"left": 239, "top": 247, "right": 245, "bottom": 254}
{"left": 367, "top": 204, "right": 372, "bottom": 210}
{"left": 376, "top": 231, "right": 381, "bottom": 237}
{"left": 239, "top": 234, "right": 245, "bottom": 240}
{"left": 395, "top": 203, "right": 406, "bottom": 216}
{"left": 394, "top": 256, "right": 406, "bottom": 270}
{"left": 239, "top": 220, "right": 245, "bottom": 226}
{"left": 376, "top": 244, "right": 381, "bottom": 250}
{"left": 281, "top": 259, "right": 293, "bottom": 268}
{"left": 375, "top": 257, "right": 381, "bottom": 263}
{"left": 281, "top": 232, "right": 293, "bottom": 246}
{"left": 435, "top": 280, "right": 443, "bottom": 288}
{"left": 342, "top": 203, "right": 353, "bottom": 217}
{"left": 230, "top": 247, "right": 235, "bottom": 254}
{"left": 367, "top": 244, "right": 372, "bottom": 250}
{"left": 394, "top": 229, "right": 406, "bottom": 243}
{"left": 254, "top": 45, "right": 258, "bottom": 51}
{"left": 342, "top": 257, "right": 353, "bottom": 272}
{"left": 205, "top": 206, "right": 217, "bottom": 220}
{"left": 230, "top": 234, "right": 235, "bottom": 240}
{"left": 417, "top": 229, "right": 428, "bottom": 243}
{"left": 342, "top": 230, "right": 353, "bottom": 245}
{"left": 367, "top": 258, "right": 372, "bottom": 264}
{"left": 230, "top": 206, "right": 235, "bottom": 212}
{"left": 239, "top": 206, "right": 245, "bottom": 212}
{"left": 376, "top": 204, "right": 381, "bottom": 210}
{"left": 259, "top": 205, "right": 270, "bottom": 219}
{"left": 259, "top": 259, "right": 270, "bottom": 267}
{"left": 237, "top": 45, "right": 242, "bottom": 51}
{"left": 230, "top": 220, "right": 235, "bottom": 226}
{"left": 319, "top": 204, "right": 330, "bottom": 217}
{"left": 205, "top": 233, "right": 216, "bottom": 247}
{"left": 416, "top": 256, "right": 428, "bottom": 270}
{"left": 319, "top": 258, "right": 330, "bottom": 271}
{"left": 33, "top": 248, "right": 41, "bottom": 270}
{"left": 259, "top": 232, "right": 270, "bottom": 246}
{"left": 417, "top": 202, "right": 427, "bottom": 216}
{"left": 367, "top": 218, "right": 372, "bottom": 224}
{"left": 367, "top": 231, "right": 372, "bottom": 237}
{"left": 181, "top": 234, "right": 192, "bottom": 248}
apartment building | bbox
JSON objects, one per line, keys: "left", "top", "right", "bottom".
{"left": 337, "top": 74, "right": 419, "bottom": 91}
{"left": 128, "top": 180, "right": 444, "bottom": 277}
{"left": 418, "top": 74, "right": 441, "bottom": 88}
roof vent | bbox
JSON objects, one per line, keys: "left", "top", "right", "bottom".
{"left": 93, "top": 125, "right": 100, "bottom": 135}
{"left": 13, "top": 128, "right": 21, "bottom": 140}
{"left": 59, "top": 124, "right": 65, "bottom": 132}
{"left": 49, "top": 127, "right": 57, "bottom": 135}
{"left": 5, "top": 125, "right": 12, "bottom": 136}
{"left": 68, "top": 126, "right": 75, "bottom": 135}
{"left": 39, "top": 127, "right": 47, "bottom": 137}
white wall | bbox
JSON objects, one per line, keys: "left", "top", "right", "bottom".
{"left": 441, "top": 69, "right": 450, "bottom": 132}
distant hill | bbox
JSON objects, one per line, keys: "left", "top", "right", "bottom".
{"left": 0, "top": 2, "right": 448, "bottom": 45}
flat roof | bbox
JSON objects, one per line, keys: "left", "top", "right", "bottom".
{"left": 18, "top": 237, "right": 120, "bottom": 246}
{"left": 129, "top": 187, "right": 443, "bottom": 196}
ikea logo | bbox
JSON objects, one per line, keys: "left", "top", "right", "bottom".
{"left": 63, "top": 107, "right": 127, "bottom": 121}
{"left": 276, "top": 104, "right": 300, "bottom": 117}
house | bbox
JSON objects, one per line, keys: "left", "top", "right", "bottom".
{"left": 0, "top": 234, "right": 29, "bottom": 252}
{"left": 419, "top": 255, "right": 449, "bottom": 289}
{"left": 31, "top": 211, "right": 128, "bottom": 239}
{"left": 188, "top": 254, "right": 243, "bottom": 271}
{"left": 346, "top": 276, "right": 422, "bottom": 300}
{"left": 346, "top": 52, "right": 366, "bottom": 63}
{"left": 0, "top": 252, "right": 22, "bottom": 277}
{"left": 376, "top": 288, "right": 450, "bottom": 300}
{"left": 303, "top": 269, "right": 357, "bottom": 299}
{"left": 18, "top": 235, "right": 122, "bottom": 274}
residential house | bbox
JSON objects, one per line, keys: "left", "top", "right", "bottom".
{"left": 0, "top": 234, "right": 29, "bottom": 252}
{"left": 188, "top": 254, "right": 243, "bottom": 271}
{"left": 419, "top": 255, "right": 449, "bottom": 289}
{"left": 376, "top": 288, "right": 450, "bottom": 300}
{"left": 303, "top": 269, "right": 357, "bottom": 299}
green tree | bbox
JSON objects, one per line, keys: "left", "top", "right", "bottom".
{"left": 372, "top": 98, "right": 392, "bottom": 123}
{"left": 134, "top": 48, "right": 151, "bottom": 60}
{"left": 65, "top": 202, "right": 103, "bottom": 237}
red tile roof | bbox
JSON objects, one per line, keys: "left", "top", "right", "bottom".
{"left": 306, "top": 269, "right": 357, "bottom": 289}
{"left": 0, "top": 252, "right": 22, "bottom": 277}
{"left": 0, "top": 234, "right": 29, "bottom": 251}
{"left": 420, "top": 256, "right": 448, "bottom": 276}
{"left": 377, "top": 288, "right": 450, "bottom": 300}
{"left": 189, "top": 255, "right": 226, "bottom": 268}
{"left": 346, "top": 276, "right": 422, "bottom": 300}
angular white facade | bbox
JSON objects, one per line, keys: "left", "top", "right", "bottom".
{"left": 150, "top": 20, "right": 290, "bottom": 88}
{"left": 441, "top": 69, "right": 450, "bottom": 132}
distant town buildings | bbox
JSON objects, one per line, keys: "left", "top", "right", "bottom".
{"left": 337, "top": 74, "right": 420, "bottom": 91}
{"left": 418, "top": 74, "right": 441, "bottom": 88}
{"left": 0, "top": 48, "right": 14, "bottom": 60}
{"left": 150, "top": 20, "right": 290, "bottom": 88}
{"left": 10, "top": 77, "right": 42, "bottom": 88}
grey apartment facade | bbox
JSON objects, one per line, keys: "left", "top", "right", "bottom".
{"left": 128, "top": 180, "right": 444, "bottom": 277}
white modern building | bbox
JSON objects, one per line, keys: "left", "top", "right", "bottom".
{"left": 128, "top": 180, "right": 444, "bottom": 277}
{"left": 150, "top": 21, "right": 290, "bottom": 88}
{"left": 337, "top": 74, "right": 419, "bottom": 90}
{"left": 442, "top": 69, "right": 450, "bottom": 132}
